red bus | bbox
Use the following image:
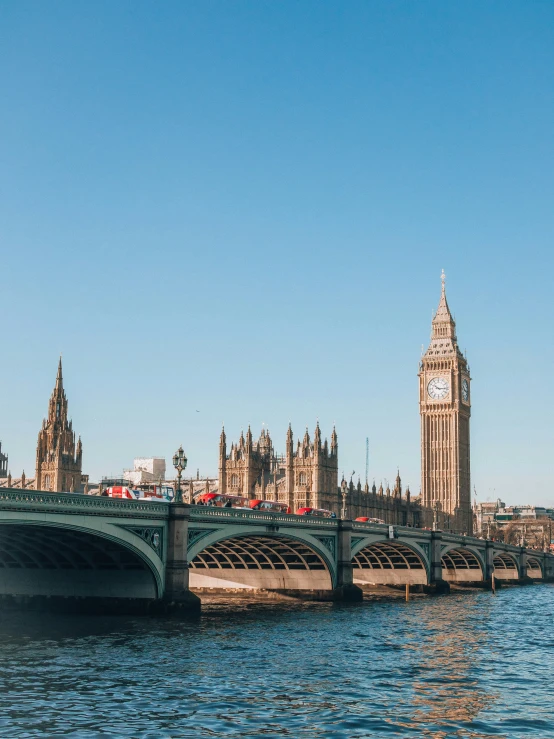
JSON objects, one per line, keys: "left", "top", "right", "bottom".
{"left": 250, "top": 499, "right": 291, "bottom": 514}
{"left": 195, "top": 493, "right": 290, "bottom": 513}
{"left": 296, "top": 507, "right": 337, "bottom": 518}
{"left": 102, "top": 486, "right": 135, "bottom": 500}
{"left": 355, "top": 516, "right": 386, "bottom": 524}
{"left": 195, "top": 493, "right": 250, "bottom": 508}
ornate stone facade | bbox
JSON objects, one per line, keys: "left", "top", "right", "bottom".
{"left": 218, "top": 424, "right": 419, "bottom": 524}
{"left": 419, "top": 273, "right": 472, "bottom": 534}
{"left": 218, "top": 424, "right": 339, "bottom": 512}
{"left": 0, "top": 441, "right": 7, "bottom": 478}
{"left": 346, "top": 474, "right": 419, "bottom": 527}
{"left": 35, "top": 358, "right": 83, "bottom": 493}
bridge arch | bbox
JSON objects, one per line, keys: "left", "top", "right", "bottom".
{"left": 493, "top": 551, "right": 519, "bottom": 580}
{"left": 0, "top": 521, "right": 164, "bottom": 599}
{"left": 440, "top": 547, "right": 484, "bottom": 583}
{"left": 524, "top": 555, "right": 543, "bottom": 579}
{"left": 351, "top": 539, "right": 428, "bottom": 586}
{"left": 188, "top": 531, "right": 334, "bottom": 592}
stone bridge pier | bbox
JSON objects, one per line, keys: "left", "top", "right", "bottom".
{"left": 164, "top": 504, "right": 201, "bottom": 611}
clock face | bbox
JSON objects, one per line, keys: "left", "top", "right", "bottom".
{"left": 427, "top": 377, "right": 449, "bottom": 400}
{"left": 462, "top": 378, "right": 469, "bottom": 402}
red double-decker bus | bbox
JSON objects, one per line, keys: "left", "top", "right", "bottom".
{"left": 296, "top": 507, "right": 337, "bottom": 518}
{"left": 249, "top": 499, "right": 291, "bottom": 514}
{"left": 195, "top": 493, "right": 290, "bottom": 513}
{"left": 355, "top": 516, "right": 386, "bottom": 524}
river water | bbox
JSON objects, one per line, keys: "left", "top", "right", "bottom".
{"left": 0, "top": 585, "right": 553, "bottom": 738}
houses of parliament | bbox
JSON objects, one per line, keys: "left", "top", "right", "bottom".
{"left": 0, "top": 274, "right": 472, "bottom": 533}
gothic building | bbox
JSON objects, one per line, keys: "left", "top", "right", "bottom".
{"left": 218, "top": 424, "right": 419, "bottom": 524}
{"left": 218, "top": 424, "right": 339, "bottom": 512}
{"left": 35, "top": 358, "right": 83, "bottom": 493}
{"left": 419, "top": 272, "right": 472, "bottom": 534}
{"left": 345, "top": 473, "right": 419, "bottom": 527}
{"left": 0, "top": 441, "right": 7, "bottom": 478}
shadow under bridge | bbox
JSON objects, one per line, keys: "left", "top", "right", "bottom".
{"left": 0, "top": 523, "right": 161, "bottom": 600}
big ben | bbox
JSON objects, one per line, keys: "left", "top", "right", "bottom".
{"left": 419, "top": 271, "right": 471, "bottom": 534}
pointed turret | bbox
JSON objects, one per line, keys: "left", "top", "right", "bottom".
{"left": 331, "top": 426, "right": 338, "bottom": 456}
{"left": 314, "top": 421, "right": 321, "bottom": 445}
{"left": 425, "top": 270, "right": 459, "bottom": 356}
{"left": 55, "top": 355, "right": 63, "bottom": 392}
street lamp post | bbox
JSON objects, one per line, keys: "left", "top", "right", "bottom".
{"left": 432, "top": 500, "right": 441, "bottom": 531}
{"left": 172, "top": 446, "right": 188, "bottom": 503}
{"left": 341, "top": 478, "right": 348, "bottom": 519}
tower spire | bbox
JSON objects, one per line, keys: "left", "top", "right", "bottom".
{"left": 55, "top": 355, "right": 63, "bottom": 392}
{"left": 425, "top": 271, "right": 458, "bottom": 355}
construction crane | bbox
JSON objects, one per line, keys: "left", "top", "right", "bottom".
{"left": 365, "top": 437, "right": 369, "bottom": 486}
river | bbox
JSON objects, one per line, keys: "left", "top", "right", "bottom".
{"left": 0, "top": 585, "right": 553, "bottom": 738}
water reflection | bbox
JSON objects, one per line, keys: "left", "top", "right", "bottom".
{"left": 0, "top": 587, "right": 552, "bottom": 738}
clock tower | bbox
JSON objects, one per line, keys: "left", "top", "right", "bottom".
{"left": 419, "top": 272, "right": 471, "bottom": 534}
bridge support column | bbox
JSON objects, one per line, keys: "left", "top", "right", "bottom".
{"left": 518, "top": 549, "right": 528, "bottom": 579}
{"left": 164, "top": 504, "right": 201, "bottom": 613}
{"left": 483, "top": 540, "right": 495, "bottom": 588}
{"left": 517, "top": 549, "right": 535, "bottom": 585}
{"left": 429, "top": 531, "right": 449, "bottom": 594}
{"left": 544, "top": 556, "right": 554, "bottom": 581}
{"left": 334, "top": 521, "right": 363, "bottom": 601}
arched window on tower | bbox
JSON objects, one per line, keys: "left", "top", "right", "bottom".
{"left": 299, "top": 472, "right": 307, "bottom": 485}
{"left": 231, "top": 474, "right": 238, "bottom": 487}
{"left": 44, "top": 474, "right": 50, "bottom": 490}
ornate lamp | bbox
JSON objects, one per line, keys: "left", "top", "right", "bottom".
{"left": 432, "top": 500, "right": 441, "bottom": 531}
{"left": 172, "top": 446, "right": 188, "bottom": 503}
{"left": 341, "top": 478, "right": 348, "bottom": 520}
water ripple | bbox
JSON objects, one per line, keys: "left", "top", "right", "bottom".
{"left": 0, "top": 586, "right": 553, "bottom": 737}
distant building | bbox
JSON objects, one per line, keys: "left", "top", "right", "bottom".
{"left": 123, "top": 457, "right": 166, "bottom": 486}
{"left": 35, "top": 358, "right": 84, "bottom": 493}
{"left": 218, "top": 424, "right": 339, "bottom": 512}
{"left": 474, "top": 500, "right": 554, "bottom": 548}
{"left": 217, "top": 424, "right": 419, "bottom": 524}
{"left": 0, "top": 442, "right": 7, "bottom": 478}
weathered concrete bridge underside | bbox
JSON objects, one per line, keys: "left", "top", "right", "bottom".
{"left": 0, "top": 490, "right": 552, "bottom": 612}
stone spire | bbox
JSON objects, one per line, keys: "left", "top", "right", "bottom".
{"left": 55, "top": 355, "right": 63, "bottom": 392}
{"left": 331, "top": 426, "right": 338, "bottom": 455}
{"left": 425, "top": 270, "right": 458, "bottom": 356}
{"left": 35, "top": 358, "right": 82, "bottom": 493}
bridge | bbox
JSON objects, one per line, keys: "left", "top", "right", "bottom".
{"left": 0, "top": 489, "right": 552, "bottom": 613}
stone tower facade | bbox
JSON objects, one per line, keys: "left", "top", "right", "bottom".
{"left": 218, "top": 424, "right": 339, "bottom": 512}
{"left": 35, "top": 358, "right": 83, "bottom": 493}
{"left": 419, "top": 272, "right": 471, "bottom": 533}
{"left": 0, "top": 441, "right": 7, "bottom": 478}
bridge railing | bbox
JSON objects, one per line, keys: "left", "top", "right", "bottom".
{"left": 0, "top": 488, "right": 169, "bottom": 518}
{"left": 189, "top": 505, "right": 339, "bottom": 527}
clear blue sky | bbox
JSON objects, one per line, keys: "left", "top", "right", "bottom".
{"left": 1, "top": 2, "right": 553, "bottom": 505}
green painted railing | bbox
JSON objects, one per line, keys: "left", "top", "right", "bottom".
{"left": 0, "top": 488, "right": 169, "bottom": 518}
{"left": 189, "top": 506, "right": 338, "bottom": 527}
